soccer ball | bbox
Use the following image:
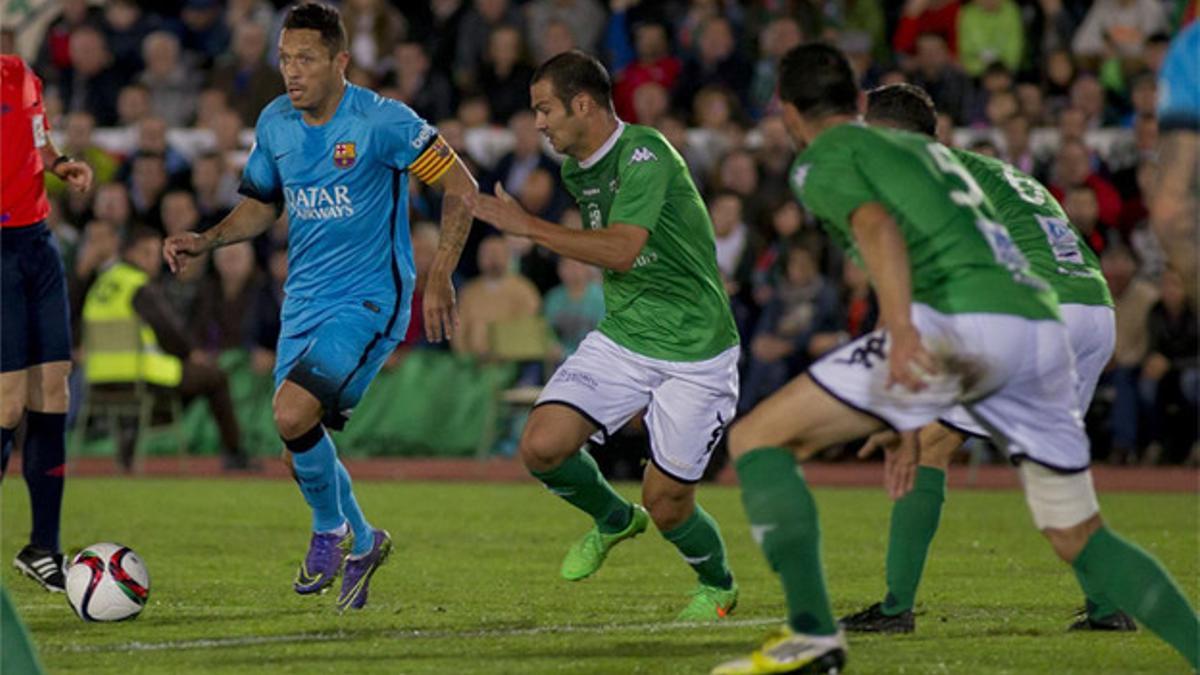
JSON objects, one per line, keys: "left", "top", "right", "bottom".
{"left": 65, "top": 543, "right": 150, "bottom": 622}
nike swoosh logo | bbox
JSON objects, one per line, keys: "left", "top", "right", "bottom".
{"left": 750, "top": 524, "right": 776, "bottom": 545}
{"left": 682, "top": 554, "right": 712, "bottom": 565}
{"left": 296, "top": 564, "right": 320, "bottom": 585}
{"left": 273, "top": 151, "right": 293, "bottom": 161}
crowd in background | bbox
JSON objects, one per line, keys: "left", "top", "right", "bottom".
{"left": 9, "top": 0, "right": 1198, "bottom": 465}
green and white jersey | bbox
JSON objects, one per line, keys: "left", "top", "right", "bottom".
{"left": 560, "top": 122, "right": 739, "bottom": 362}
{"left": 953, "top": 149, "right": 1114, "bottom": 308}
{"left": 791, "top": 124, "right": 1059, "bottom": 321}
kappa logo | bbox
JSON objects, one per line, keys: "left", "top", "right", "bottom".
{"left": 791, "top": 163, "right": 811, "bottom": 191}
{"left": 628, "top": 146, "right": 657, "bottom": 164}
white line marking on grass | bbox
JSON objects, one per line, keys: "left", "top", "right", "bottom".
{"left": 59, "top": 617, "right": 782, "bottom": 654}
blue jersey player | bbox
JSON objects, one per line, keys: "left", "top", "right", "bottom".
{"left": 163, "top": 2, "right": 478, "bottom": 611}
{"left": 1153, "top": 23, "right": 1199, "bottom": 301}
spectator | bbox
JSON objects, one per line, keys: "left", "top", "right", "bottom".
{"left": 910, "top": 32, "right": 973, "bottom": 125}
{"left": 455, "top": 0, "right": 524, "bottom": 90}
{"left": 190, "top": 152, "right": 237, "bottom": 230}
{"left": 1069, "top": 74, "right": 1114, "bottom": 128}
{"left": 1101, "top": 242, "right": 1159, "bottom": 462}
{"left": 386, "top": 42, "right": 455, "bottom": 124}
{"left": 343, "top": 0, "right": 407, "bottom": 76}
{"left": 160, "top": 190, "right": 202, "bottom": 240}
{"left": 673, "top": 17, "right": 753, "bottom": 114}
{"left": 713, "top": 149, "right": 766, "bottom": 232}
{"left": 749, "top": 16, "right": 804, "bottom": 117}
{"left": 1122, "top": 72, "right": 1158, "bottom": 127}
{"left": 1063, "top": 186, "right": 1107, "bottom": 254}
{"left": 1042, "top": 48, "right": 1076, "bottom": 117}
{"left": 192, "top": 241, "right": 266, "bottom": 353}
{"left": 169, "top": 0, "right": 231, "bottom": 67}
{"left": 841, "top": 30, "right": 886, "bottom": 92}
{"left": 525, "top": 0, "right": 606, "bottom": 59}
{"left": 893, "top": 0, "right": 961, "bottom": 57}
{"left": 476, "top": 24, "right": 536, "bottom": 124}
{"left": 1016, "top": 81, "right": 1049, "bottom": 126}
{"left": 1129, "top": 161, "right": 1167, "bottom": 282}
{"left": 402, "top": 223, "right": 445, "bottom": 351}
{"left": 47, "top": 113, "right": 118, "bottom": 202}
{"left": 122, "top": 116, "right": 191, "bottom": 183}
{"left": 207, "top": 22, "right": 285, "bottom": 127}
{"left": 613, "top": 21, "right": 682, "bottom": 123}
{"left": 68, "top": 220, "right": 121, "bottom": 340}
{"left": 739, "top": 245, "right": 842, "bottom": 413}
{"left": 60, "top": 26, "right": 128, "bottom": 127}
{"left": 489, "top": 111, "right": 560, "bottom": 202}
{"left": 225, "top": 0, "right": 274, "bottom": 35}
{"left": 91, "top": 183, "right": 134, "bottom": 233}
{"left": 1139, "top": 268, "right": 1199, "bottom": 463}
{"left": 102, "top": 0, "right": 159, "bottom": 75}
{"left": 116, "top": 83, "right": 152, "bottom": 129}
{"left": 128, "top": 153, "right": 171, "bottom": 233}
{"left": 455, "top": 235, "right": 541, "bottom": 358}
{"left": 83, "top": 227, "right": 253, "bottom": 470}
{"left": 251, "top": 243, "right": 288, "bottom": 375}
{"left": 1001, "top": 113, "right": 1036, "bottom": 175}
{"left": 138, "top": 31, "right": 200, "bottom": 128}
{"left": 751, "top": 200, "right": 805, "bottom": 310}
{"left": 1072, "top": 0, "right": 1168, "bottom": 62}
{"left": 710, "top": 192, "right": 754, "bottom": 296}
{"left": 543, "top": 258, "right": 604, "bottom": 359}
{"left": 957, "top": 0, "right": 1024, "bottom": 77}
{"left": 755, "top": 115, "right": 797, "bottom": 211}
{"left": 840, "top": 260, "right": 877, "bottom": 339}
{"left": 692, "top": 85, "right": 742, "bottom": 162}
{"left": 1051, "top": 139, "right": 1123, "bottom": 231}
{"left": 632, "top": 81, "right": 671, "bottom": 127}
{"left": 34, "top": 0, "right": 103, "bottom": 86}
{"left": 537, "top": 19, "right": 578, "bottom": 63}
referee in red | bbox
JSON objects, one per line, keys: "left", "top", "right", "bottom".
{"left": 2, "top": 54, "right": 93, "bottom": 592}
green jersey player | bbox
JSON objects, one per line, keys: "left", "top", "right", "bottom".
{"left": 838, "top": 83, "right": 1132, "bottom": 635}
{"left": 472, "top": 51, "right": 740, "bottom": 622}
{"left": 713, "top": 44, "right": 1198, "bottom": 675}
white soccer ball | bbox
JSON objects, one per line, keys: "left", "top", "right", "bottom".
{"left": 65, "top": 542, "right": 150, "bottom": 622}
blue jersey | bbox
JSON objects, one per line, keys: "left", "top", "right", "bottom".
{"left": 240, "top": 84, "right": 451, "bottom": 336}
{"left": 1158, "top": 23, "right": 1200, "bottom": 132}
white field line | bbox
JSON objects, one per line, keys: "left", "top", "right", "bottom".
{"left": 57, "top": 617, "right": 782, "bottom": 654}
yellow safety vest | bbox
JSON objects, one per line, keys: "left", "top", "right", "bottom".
{"left": 81, "top": 262, "right": 183, "bottom": 387}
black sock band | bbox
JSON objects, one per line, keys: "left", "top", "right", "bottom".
{"left": 282, "top": 423, "right": 325, "bottom": 454}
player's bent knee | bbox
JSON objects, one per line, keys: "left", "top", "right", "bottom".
{"left": 644, "top": 491, "right": 693, "bottom": 531}
{"left": 518, "top": 424, "right": 574, "bottom": 473}
{"left": 273, "top": 400, "right": 318, "bottom": 441}
{"left": 0, "top": 397, "right": 23, "bottom": 429}
{"left": 1020, "top": 462, "right": 1101, "bottom": 562}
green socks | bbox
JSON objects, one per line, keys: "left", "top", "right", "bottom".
{"left": 1072, "top": 567, "right": 1121, "bottom": 620}
{"left": 882, "top": 466, "right": 946, "bottom": 615}
{"left": 531, "top": 449, "right": 633, "bottom": 534}
{"left": 736, "top": 447, "right": 837, "bottom": 636}
{"left": 1073, "top": 526, "right": 1199, "bottom": 668}
{"left": 661, "top": 505, "right": 734, "bottom": 590}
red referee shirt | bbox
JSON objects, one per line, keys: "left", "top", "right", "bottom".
{"left": 1, "top": 54, "right": 52, "bottom": 228}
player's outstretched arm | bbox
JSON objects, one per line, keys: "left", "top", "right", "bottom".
{"left": 424, "top": 157, "right": 479, "bottom": 343}
{"left": 163, "top": 198, "right": 278, "bottom": 274}
{"left": 473, "top": 184, "right": 649, "bottom": 272}
{"left": 849, "top": 202, "right": 936, "bottom": 393}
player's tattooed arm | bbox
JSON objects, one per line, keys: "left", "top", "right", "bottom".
{"left": 1150, "top": 130, "right": 1198, "bottom": 300}
{"left": 163, "top": 198, "right": 277, "bottom": 274}
{"left": 424, "top": 156, "right": 479, "bottom": 342}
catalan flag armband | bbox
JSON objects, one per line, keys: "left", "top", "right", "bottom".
{"left": 410, "top": 135, "right": 457, "bottom": 185}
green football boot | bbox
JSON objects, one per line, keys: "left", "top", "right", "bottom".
{"left": 677, "top": 581, "right": 739, "bottom": 622}
{"left": 560, "top": 504, "right": 650, "bottom": 581}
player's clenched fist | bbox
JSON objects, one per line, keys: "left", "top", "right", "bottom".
{"left": 163, "top": 232, "right": 209, "bottom": 274}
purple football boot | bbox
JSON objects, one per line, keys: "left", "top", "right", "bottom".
{"left": 294, "top": 528, "right": 352, "bottom": 595}
{"left": 336, "top": 529, "right": 392, "bottom": 611}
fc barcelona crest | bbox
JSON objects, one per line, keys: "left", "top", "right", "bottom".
{"left": 333, "top": 142, "right": 357, "bottom": 169}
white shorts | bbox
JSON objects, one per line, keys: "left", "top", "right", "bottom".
{"left": 808, "top": 304, "right": 1090, "bottom": 472}
{"left": 939, "top": 304, "right": 1115, "bottom": 445}
{"left": 535, "top": 331, "right": 740, "bottom": 483}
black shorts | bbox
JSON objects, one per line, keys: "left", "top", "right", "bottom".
{"left": 1, "top": 222, "right": 71, "bottom": 372}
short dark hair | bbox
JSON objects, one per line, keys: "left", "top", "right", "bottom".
{"left": 283, "top": 2, "right": 346, "bottom": 56}
{"left": 865, "top": 83, "right": 937, "bottom": 137}
{"left": 778, "top": 44, "right": 859, "bottom": 117}
{"left": 121, "top": 225, "right": 162, "bottom": 253}
{"left": 531, "top": 50, "right": 612, "bottom": 110}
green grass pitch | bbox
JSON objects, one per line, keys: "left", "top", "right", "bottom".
{"left": 3, "top": 478, "right": 1197, "bottom": 673}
